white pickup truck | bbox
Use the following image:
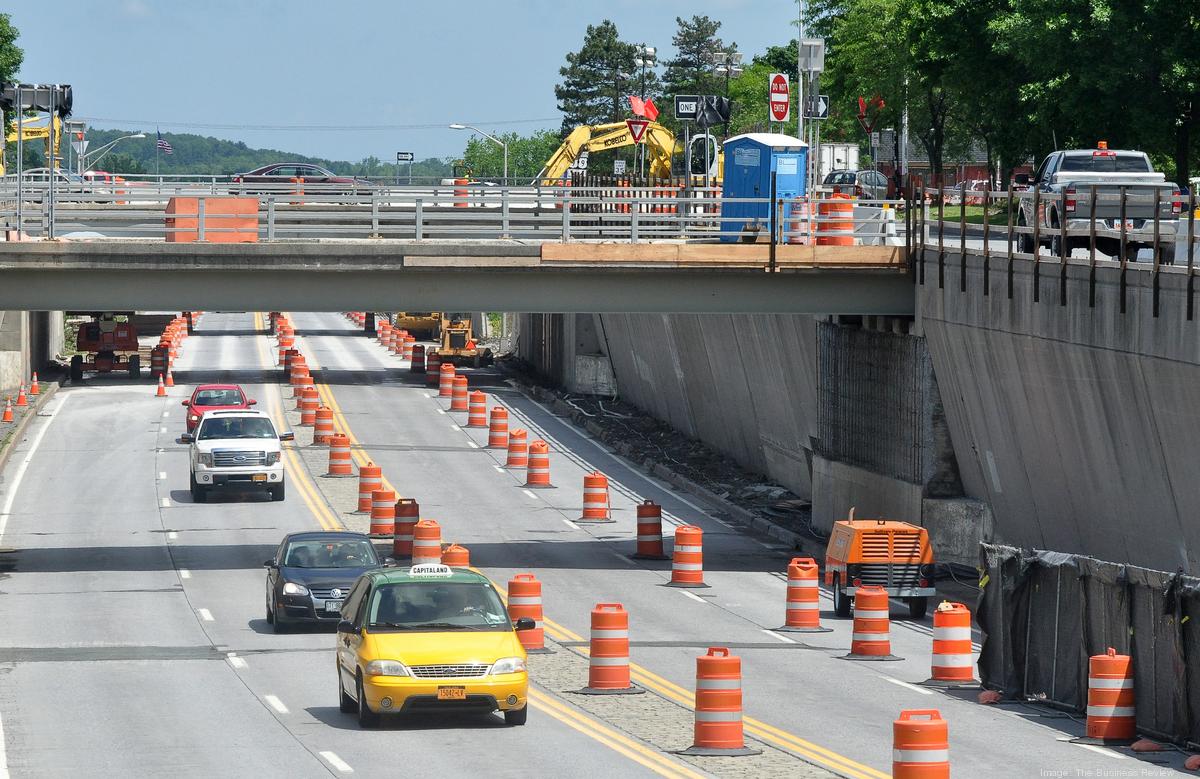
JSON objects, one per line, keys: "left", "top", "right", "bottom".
{"left": 1015, "top": 145, "right": 1181, "bottom": 261}
{"left": 181, "top": 410, "right": 292, "bottom": 503}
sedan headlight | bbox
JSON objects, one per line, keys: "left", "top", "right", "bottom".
{"left": 365, "top": 659, "right": 410, "bottom": 677}
{"left": 282, "top": 581, "right": 309, "bottom": 596}
{"left": 489, "top": 657, "right": 527, "bottom": 675}
{"left": 265, "top": 451, "right": 280, "bottom": 466}
{"left": 197, "top": 453, "right": 213, "bottom": 466}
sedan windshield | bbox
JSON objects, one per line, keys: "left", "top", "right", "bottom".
{"left": 284, "top": 539, "right": 378, "bottom": 569}
{"left": 197, "top": 417, "right": 276, "bottom": 440}
{"left": 193, "top": 389, "right": 244, "bottom": 406}
{"left": 367, "top": 582, "right": 510, "bottom": 631}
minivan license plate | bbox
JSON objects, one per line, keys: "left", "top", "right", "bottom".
{"left": 437, "top": 686, "right": 466, "bottom": 700}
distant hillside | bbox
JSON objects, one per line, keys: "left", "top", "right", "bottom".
{"left": 79, "top": 128, "right": 452, "bottom": 179}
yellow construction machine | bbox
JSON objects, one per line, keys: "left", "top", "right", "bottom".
{"left": 1, "top": 113, "right": 63, "bottom": 176}
{"left": 536, "top": 121, "right": 676, "bottom": 184}
{"left": 393, "top": 312, "right": 441, "bottom": 340}
{"left": 435, "top": 312, "right": 492, "bottom": 367}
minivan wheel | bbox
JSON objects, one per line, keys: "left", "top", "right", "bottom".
{"left": 357, "top": 676, "right": 380, "bottom": 728}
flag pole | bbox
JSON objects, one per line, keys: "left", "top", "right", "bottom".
{"left": 155, "top": 128, "right": 160, "bottom": 180}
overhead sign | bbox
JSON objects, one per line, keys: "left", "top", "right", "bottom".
{"left": 799, "top": 39, "right": 826, "bottom": 73}
{"left": 674, "top": 94, "right": 699, "bottom": 121}
{"left": 804, "top": 94, "right": 829, "bottom": 119}
{"left": 626, "top": 118, "right": 650, "bottom": 144}
{"left": 769, "top": 73, "right": 790, "bottom": 123}
{"left": 613, "top": 159, "right": 626, "bottom": 176}
{"left": 395, "top": 151, "right": 414, "bottom": 162}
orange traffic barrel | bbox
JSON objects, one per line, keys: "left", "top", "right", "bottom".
{"left": 777, "top": 557, "right": 831, "bottom": 633}
{"left": 506, "top": 429, "right": 529, "bottom": 468}
{"left": 893, "top": 709, "right": 950, "bottom": 778}
{"left": 377, "top": 321, "right": 391, "bottom": 346}
{"left": 369, "top": 489, "right": 396, "bottom": 537}
{"left": 844, "top": 585, "right": 902, "bottom": 661}
{"left": 454, "top": 177, "right": 470, "bottom": 208}
{"left": 151, "top": 343, "right": 169, "bottom": 378}
{"left": 292, "top": 377, "right": 314, "bottom": 409}
{"left": 393, "top": 498, "right": 420, "bottom": 557}
{"left": 326, "top": 433, "right": 353, "bottom": 477}
{"left": 466, "top": 391, "right": 487, "bottom": 427}
{"left": 926, "top": 602, "right": 976, "bottom": 685}
{"left": 402, "top": 335, "right": 416, "bottom": 360}
{"left": 525, "top": 440, "right": 552, "bottom": 488}
{"left": 578, "top": 471, "right": 613, "bottom": 522}
{"left": 678, "top": 647, "right": 760, "bottom": 756}
{"left": 450, "top": 376, "right": 469, "bottom": 411}
{"left": 289, "top": 362, "right": 310, "bottom": 392}
{"left": 438, "top": 363, "right": 456, "bottom": 397}
{"left": 283, "top": 348, "right": 300, "bottom": 378}
{"left": 507, "top": 574, "right": 548, "bottom": 653}
{"left": 1082, "top": 648, "right": 1136, "bottom": 743}
{"left": 425, "top": 351, "right": 441, "bottom": 385}
{"left": 487, "top": 406, "right": 509, "bottom": 448}
{"left": 576, "top": 604, "right": 643, "bottom": 695}
{"left": 410, "top": 344, "right": 426, "bottom": 373}
{"left": 411, "top": 519, "right": 442, "bottom": 565}
{"left": 632, "top": 500, "right": 668, "bottom": 559}
{"left": 816, "top": 193, "right": 855, "bottom": 246}
{"left": 441, "top": 543, "right": 470, "bottom": 568}
{"left": 787, "top": 198, "right": 812, "bottom": 245}
{"left": 356, "top": 462, "right": 382, "bottom": 513}
{"left": 299, "top": 387, "right": 320, "bottom": 425}
{"left": 668, "top": 525, "right": 707, "bottom": 588}
{"left": 313, "top": 406, "right": 334, "bottom": 445}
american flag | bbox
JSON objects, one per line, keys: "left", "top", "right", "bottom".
{"left": 156, "top": 130, "right": 173, "bottom": 155}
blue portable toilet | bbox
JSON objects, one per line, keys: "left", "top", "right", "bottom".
{"left": 719, "top": 133, "right": 808, "bottom": 243}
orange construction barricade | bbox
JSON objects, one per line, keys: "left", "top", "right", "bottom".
{"left": 488, "top": 407, "right": 509, "bottom": 448}
{"left": 506, "top": 429, "right": 528, "bottom": 468}
{"left": 299, "top": 387, "right": 319, "bottom": 425}
{"left": 925, "top": 601, "right": 976, "bottom": 686}
{"left": 668, "top": 525, "right": 707, "bottom": 588}
{"left": 326, "top": 434, "right": 353, "bottom": 476}
{"left": 677, "top": 647, "right": 759, "bottom": 756}
{"left": 776, "top": 557, "right": 831, "bottom": 633}
{"left": 411, "top": 519, "right": 442, "bottom": 565}
{"left": 893, "top": 709, "right": 950, "bottom": 778}
{"left": 313, "top": 406, "right": 334, "bottom": 445}
{"left": 632, "top": 500, "right": 668, "bottom": 559}
{"left": 356, "top": 463, "right": 382, "bottom": 513}
{"left": 576, "top": 603, "right": 643, "bottom": 695}
{"left": 507, "top": 574, "right": 549, "bottom": 653}
{"left": 369, "top": 489, "right": 396, "bottom": 537}
{"left": 438, "top": 363, "right": 456, "bottom": 397}
{"left": 525, "top": 440, "right": 552, "bottom": 488}
{"left": 1078, "top": 648, "right": 1136, "bottom": 744}
{"left": 402, "top": 335, "right": 416, "bottom": 361}
{"left": 578, "top": 471, "right": 613, "bottom": 522}
{"left": 450, "top": 376, "right": 469, "bottom": 411}
{"left": 410, "top": 344, "right": 426, "bottom": 374}
{"left": 844, "top": 584, "right": 902, "bottom": 661}
{"left": 393, "top": 498, "right": 420, "bottom": 558}
{"left": 466, "top": 391, "right": 487, "bottom": 427}
{"left": 426, "top": 352, "right": 442, "bottom": 385}
{"left": 817, "top": 193, "right": 855, "bottom": 246}
{"left": 441, "top": 543, "right": 470, "bottom": 567}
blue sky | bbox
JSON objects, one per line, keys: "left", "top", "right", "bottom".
{"left": 10, "top": 0, "right": 799, "bottom": 163}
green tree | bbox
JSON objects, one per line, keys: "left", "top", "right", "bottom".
{"left": 555, "top": 20, "right": 655, "bottom": 133}
{"left": 661, "top": 16, "right": 726, "bottom": 115}
{"left": 461, "top": 129, "right": 562, "bottom": 181}
{"left": 0, "top": 13, "right": 24, "bottom": 173}
{"left": 102, "top": 152, "right": 145, "bottom": 175}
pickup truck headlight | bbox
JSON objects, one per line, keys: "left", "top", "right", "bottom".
{"left": 365, "top": 660, "right": 410, "bottom": 677}
{"left": 282, "top": 581, "right": 309, "bottom": 596}
{"left": 197, "top": 453, "right": 214, "bottom": 466}
{"left": 265, "top": 451, "right": 280, "bottom": 466}
{"left": 489, "top": 657, "right": 526, "bottom": 675}
{"left": 189, "top": 414, "right": 199, "bottom": 422}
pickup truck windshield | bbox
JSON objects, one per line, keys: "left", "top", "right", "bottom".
{"left": 1059, "top": 154, "right": 1150, "bottom": 174}
{"left": 198, "top": 417, "right": 276, "bottom": 440}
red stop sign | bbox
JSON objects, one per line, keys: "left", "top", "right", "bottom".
{"left": 769, "top": 73, "right": 790, "bottom": 122}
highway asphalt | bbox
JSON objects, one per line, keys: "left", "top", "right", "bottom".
{"left": 0, "top": 311, "right": 1189, "bottom": 777}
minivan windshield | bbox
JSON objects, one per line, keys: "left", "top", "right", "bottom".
{"left": 367, "top": 582, "right": 510, "bottom": 631}
{"left": 197, "top": 417, "right": 276, "bottom": 440}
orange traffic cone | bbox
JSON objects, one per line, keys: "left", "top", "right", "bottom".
{"left": 2, "top": 398, "right": 12, "bottom": 423}
{"left": 29, "top": 373, "right": 40, "bottom": 395}
{"left": 156, "top": 376, "right": 167, "bottom": 397}
{"left": 15, "top": 385, "right": 28, "bottom": 407}
{"left": 165, "top": 371, "right": 175, "bottom": 388}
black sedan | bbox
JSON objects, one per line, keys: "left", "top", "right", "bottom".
{"left": 265, "top": 532, "right": 381, "bottom": 632}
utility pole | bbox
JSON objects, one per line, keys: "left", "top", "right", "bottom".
{"left": 797, "top": 0, "right": 805, "bottom": 143}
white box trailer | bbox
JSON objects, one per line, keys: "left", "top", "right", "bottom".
{"left": 819, "top": 143, "right": 860, "bottom": 180}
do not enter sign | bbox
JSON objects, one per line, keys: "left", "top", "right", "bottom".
{"left": 769, "top": 72, "right": 790, "bottom": 123}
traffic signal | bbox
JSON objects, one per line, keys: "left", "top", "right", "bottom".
{"left": 698, "top": 96, "right": 732, "bottom": 128}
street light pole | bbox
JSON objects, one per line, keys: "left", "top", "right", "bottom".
{"left": 449, "top": 124, "right": 507, "bottom": 184}
{"left": 81, "top": 132, "right": 147, "bottom": 172}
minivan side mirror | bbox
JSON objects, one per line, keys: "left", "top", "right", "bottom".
{"left": 1014, "top": 173, "right": 1031, "bottom": 186}
{"left": 279, "top": 431, "right": 295, "bottom": 442}
{"left": 514, "top": 617, "right": 536, "bottom": 631}
{"left": 337, "top": 620, "right": 356, "bottom": 634}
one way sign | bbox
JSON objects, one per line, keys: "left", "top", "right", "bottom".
{"left": 804, "top": 94, "right": 830, "bottom": 119}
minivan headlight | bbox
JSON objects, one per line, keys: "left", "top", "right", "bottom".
{"left": 197, "top": 453, "right": 214, "bottom": 466}
{"left": 365, "top": 660, "right": 410, "bottom": 677}
{"left": 282, "top": 581, "right": 309, "bottom": 596}
{"left": 490, "top": 657, "right": 526, "bottom": 675}
{"left": 265, "top": 451, "right": 280, "bottom": 466}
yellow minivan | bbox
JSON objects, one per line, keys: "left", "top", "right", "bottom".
{"left": 336, "top": 564, "right": 532, "bottom": 728}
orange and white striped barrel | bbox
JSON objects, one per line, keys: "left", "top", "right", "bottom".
{"left": 282, "top": 348, "right": 299, "bottom": 377}
{"left": 292, "top": 376, "right": 314, "bottom": 408}
{"left": 388, "top": 328, "right": 403, "bottom": 354}
{"left": 506, "top": 429, "right": 528, "bottom": 468}
{"left": 893, "top": 709, "right": 950, "bottom": 778}
{"left": 313, "top": 406, "right": 334, "bottom": 445}
{"left": 369, "top": 489, "right": 396, "bottom": 537}
{"left": 633, "top": 500, "right": 667, "bottom": 559}
{"left": 289, "top": 362, "right": 310, "bottom": 392}
{"left": 579, "top": 471, "right": 612, "bottom": 522}
{"left": 488, "top": 406, "right": 509, "bottom": 448}
{"left": 410, "top": 344, "right": 426, "bottom": 373}
{"left": 847, "top": 585, "right": 898, "bottom": 660}
{"left": 402, "top": 335, "right": 415, "bottom": 360}
{"left": 525, "top": 440, "right": 552, "bottom": 488}
{"left": 817, "top": 193, "right": 855, "bottom": 246}
{"left": 299, "top": 387, "right": 319, "bottom": 425}
{"left": 450, "top": 376, "right": 469, "bottom": 411}
{"left": 441, "top": 543, "right": 470, "bottom": 567}
{"left": 438, "top": 362, "right": 455, "bottom": 397}
{"left": 780, "top": 557, "right": 829, "bottom": 632}
{"left": 683, "top": 647, "right": 758, "bottom": 755}
{"left": 584, "top": 603, "right": 636, "bottom": 692}
{"left": 411, "top": 519, "right": 442, "bottom": 565}
{"left": 466, "top": 391, "right": 487, "bottom": 427}
{"left": 1086, "top": 648, "right": 1135, "bottom": 741}
{"left": 377, "top": 321, "right": 391, "bottom": 347}
{"left": 425, "top": 352, "right": 441, "bottom": 385}
{"left": 929, "top": 602, "right": 975, "bottom": 683}
{"left": 393, "top": 498, "right": 420, "bottom": 557}
{"left": 670, "top": 525, "right": 705, "bottom": 587}
{"left": 356, "top": 463, "right": 382, "bottom": 513}
{"left": 326, "top": 433, "right": 353, "bottom": 476}
{"left": 507, "top": 574, "right": 545, "bottom": 651}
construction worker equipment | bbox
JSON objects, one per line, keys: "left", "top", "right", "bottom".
{"left": 410, "top": 344, "right": 425, "bottom": 373}
{"left": 825, "top": 516, "right": 935, "bottom": 619}
{"left": 466, "top": 391, "right": 488, "bottom": 428}
{"left": 69, "top": 313, "right": 142, "bottom": 381}
{"left": 356, "top": 463, "right": 383, "bottom": 513}
{"left": 411, "top": 520, "right": 442, "bottom": 565}
{"left": 844, "top": 585, "right": 902, "bottom": 661}
{"left": 326, "top": 434, "right": 353, "bottom": 477}
{"left": 538, "top": 121, "right": 676, "bottom": 184}
{"left": 524, "top": 440, "right": 552, "bottom": 488}
{"left": 776, "top": 558, "right": 831, "bottom": 633}
{"left": 487, "top": 407, "right": 509, "bottom": 448}
{"left": 507, "top": 574, "right": 548, "bottom": 653}
{"left": 668, "top": 526, "right": 707, "bottom": 588}
{"left": 393, "top": 312, "right": 440, "bottom": 340}
{"left": 578, "top": 471, "right": 613, "bottom": 522}
{"left": 633, "top": 500, "right": 668, "bottom": 559}
{"left": 576, "top": 604, "right": 643, "bottom": 695}
{"left": 313, "top": 407, "right": 334, "bottom": 445}
{"left": 893, "top": 710, "right": 950, "bottom": 778}
{"left": 441, "top": 543, "right": 470, "bottom": 568}
{"left": 1080, "top": 648, "right": 1136, "bottom": 744}
{"left": 677, "top": 648, "right": 760, "bottom": 756}
{"left": 369, "top": 490, "right": 396, "bottom": 537}
{"left": 506, "top": 429, "right": 529, "bottom": 468}
{"left": 29, "top": 373, "right": 40, "bottom": 395}
{"left": 925, "top": 602, "right": 976, "bottom": 685}
{"left": 438, "top": 363, "right": 455, "bottom": 397}
{"left": 393, "top": 498, "right": 420, "bottom": 558}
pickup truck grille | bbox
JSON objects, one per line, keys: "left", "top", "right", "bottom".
{"left": 212, "top": 449, "right": 266, "bottom": 467}
{"left": 408, "top": 664, "right": 490, "bottom": 679}
{"left": 859, "top": 563, "right": 922, "bottom": 588}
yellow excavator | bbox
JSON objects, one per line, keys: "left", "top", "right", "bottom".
{"left": 536, "top": 121, "right": 723, "bottom": 185}
{"left": 1, "top": 113, "right": 63, "bottom": 176}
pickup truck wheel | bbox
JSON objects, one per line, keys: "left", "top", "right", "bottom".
{"left": 189, "top": 475, "right": 207, "bottom": 503}
{"left": 269, "top": 482, "right": 285, "bottom": 502}
{"left": 908, "top": 597, "right": 928, "bottom": 620}
{"left": 833, "top": 584, "right": 852, "bottom": 618}
{"left": 69, "top": 355, "right": 84, "bottom": 382}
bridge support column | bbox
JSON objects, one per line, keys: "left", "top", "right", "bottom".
{"left": 0, "top": 311, "right": 63, "bottom": 393}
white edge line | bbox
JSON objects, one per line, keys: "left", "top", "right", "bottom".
{"left": 161, "top": 497, "right": 171, "bottom": 508}
{"left": 264, "top": 694, "right": 289, "bottom": 714}
{"left": 763, "top": 628, "right": 796, "bottom": 644}
{"left": 319, "top": 751, "right": 354, "bottom": 773}
{"left": 882, "top": 676, "right": 933, "bottom": 696}
{"left": 0, "top": 394, "right": 70, "bottom": 533}
{"left": 523, "top": 489, "right": 539, "bottom": 500}
{"left": 158, "top": 471, "right": 167, "bottom": 480}
{"left": 178, "top": 568, "right": 191, "bottom": 579}
{"left": 680, "top": 590, "right": 706, "bottom": 604}
{"left": 436, "top": 408, "right": 447, "bottom": 415}
{"left": 227, "top": 655, "right": 246, "bottom": 669}
{"left": 493, "top": 465, "right": 505, "bottom": 473}
{"left": 467, "top": 441, "right": 479, "bottom": 449}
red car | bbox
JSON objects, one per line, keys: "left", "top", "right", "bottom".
{"left": 231, "top": 163, "right": 372, "bottom": 193}
{"left": 183, "top": 384, "right": 256, "bottom": 432}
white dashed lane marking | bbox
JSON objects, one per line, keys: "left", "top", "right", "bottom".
{"left": 320, "top": 751, "right": 353, "bottom": 773}
{"left": 264, "top": 695, "right": 289, "bottom": 714}
{"left": 197, "top": 608, "right": 214, "bottom": 622}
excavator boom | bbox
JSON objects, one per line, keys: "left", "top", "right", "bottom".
{"left": 537, "top": 121, "right": 676, "bottom": 184}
